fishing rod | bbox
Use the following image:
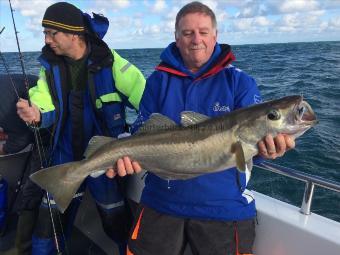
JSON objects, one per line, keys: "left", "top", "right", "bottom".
{"left": 8, "top": 0, "right": 31, "bottom": 105}
{"left": 7, "top": 1, "right": 63, "bottom": 254}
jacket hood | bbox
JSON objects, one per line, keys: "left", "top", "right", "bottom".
{"left": 157, "top": 42, "right": 235, "bottom": 79}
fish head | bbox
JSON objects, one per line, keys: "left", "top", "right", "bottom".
{"left": 265, "top": 95, "right": 318, "bottom": 138}
{"left": 235, "top": 95, "right": 317, "bottom": 157}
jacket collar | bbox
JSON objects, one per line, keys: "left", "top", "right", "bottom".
{"left": 156, "top": 43, "right": 235, "bottom": 80}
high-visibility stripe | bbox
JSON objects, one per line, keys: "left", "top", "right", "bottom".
{"left": 95, "top": 93, "right": 122, "bottom": 108}
{"left": 234, "top": 222, "right": 254, "bottom": 255}
{"left": 96, "top": 200, "right": 124, "bottom": 210}
{"left": 235, "top": 222, "right": 239, "bottom": 255}
{"left": 42, "top": 20, "right": 85, "bottom": 31}
{"left": 42, "top": 192, "right": 84, "bottom": 205}
{"left": 120, "top": 62, "right": 132, "bottom": 73}
{"left": 131, "top": 208, "right": 144, "bottom": 240}
{"left": 126, "top": 247, "right": 134, "bottom": 255}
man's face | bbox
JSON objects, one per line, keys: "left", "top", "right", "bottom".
{"left": 43, "top": 28, "right": 74, "bottom": 57}
{"left": 176, "top": 12, "right": 217, "bottom": 72}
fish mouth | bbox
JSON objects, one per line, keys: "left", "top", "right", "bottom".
{"left": 294, "top": 99, "right": 318, "bottom": 125}
{"left": 286, "top": 98, "right": 318, "bottom": 137}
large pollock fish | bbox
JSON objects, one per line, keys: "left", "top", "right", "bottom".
{"left": 30, "top": 95, "right": 317, "bottom": 212}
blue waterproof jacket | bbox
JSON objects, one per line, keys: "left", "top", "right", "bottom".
{"left": 134, "top": 42, "right": 261, "bottom": 220}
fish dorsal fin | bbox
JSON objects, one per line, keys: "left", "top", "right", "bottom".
{"left": 231, "top": 141, "right": 246, "bottom": 172}
{"left": 181, "top": 111, "right": 210, "bottom": 127}
{"left": 136, "top": 113, "right": 177, "bottom": 134}
{"left": 84, "top": 136, "right": 115, "bottom": 158}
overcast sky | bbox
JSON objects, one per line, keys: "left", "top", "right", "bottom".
{"left": 1, "top": 0, "right": 340, "bottom": 52}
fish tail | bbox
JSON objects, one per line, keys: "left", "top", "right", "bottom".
{"left": 30, "top": 161, "right": 85, "bottom": 213}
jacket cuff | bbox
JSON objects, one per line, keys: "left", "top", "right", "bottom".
{"left": 40, "top": 111, "right": 56, "bottom": 128}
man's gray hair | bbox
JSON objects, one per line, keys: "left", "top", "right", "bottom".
{"left": 175, "top": 1, "right": 217, "bottom": 37}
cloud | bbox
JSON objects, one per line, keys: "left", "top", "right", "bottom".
{"left": 274, "top": 10, "right": 325, "bottom": 33}
{"left": 229, "top": 16, "right": 272, "bottom": 33}
{"left": 10, "top": 0, "right": 54, "bottom": 15}
{"left": 329, "top": 17, "right": 340, "bottom": 28}
{"left": 94, "top": 0, "right": 130, "bottom": 10}
{"left": 9, "top": 0, "right": 54, "bottom": 33}
{"left": 279, "top": 0, "right": 320, "bottom": 13}
{"left": 234, "top": 1, "right": 267, "bottom": 18}
{"left": 232, "top": 18, "right": 253, "bottom": 31}
{"left": 150, "top": 0, "right": 167, "bottom": 13}
{"left": 280, "top": 14, "right": 300, "bottom": 28}
{"left": 107, "top": 15, "right": 134, "bottom": 32}
{"left": 254, "top": 16, "right": 272, "bottom": 27}
{"left": 315, "top": 18, "right": 340, "bottom": 34}
{"left": 321, "top": 0, "right": 340, "bottom": 9}
{"left": 200, "top": 0, "right": 218, "bottom": 11}
{"left": 113, "top": 0, "right": 130, "bottom": 8}
{"left": 132, "top": 23, "right": 164, "bottom": 37}
{"left": 228, "top": 0, "right": 338, "bottom": 18}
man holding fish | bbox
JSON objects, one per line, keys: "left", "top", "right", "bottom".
{"left": 109, "top": 2, "right": 297, "bottom": 255}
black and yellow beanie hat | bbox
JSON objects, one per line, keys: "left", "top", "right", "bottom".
{"left": 42, "top": 2, "right": 85, "bottom": 34}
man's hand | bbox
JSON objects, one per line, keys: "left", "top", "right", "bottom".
{"left": 106, "top": 156, "right": 142, "bottom": 178}
{"left": 258, "top": 134, "right": 295, "bottom": 159}
{"left": 16, "top": 98, "right": 41, "bottom": 124}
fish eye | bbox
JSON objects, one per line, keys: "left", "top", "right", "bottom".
{"left": 267, "top": 109, "right": 281, "bottom": 120}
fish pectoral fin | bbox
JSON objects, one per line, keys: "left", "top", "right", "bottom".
{"left": 84, "top": 136, "right": 116, "bottom": 158}
{"left": 180, "top": 111, "right": 210, "bottom": 127}
{"left": 136, "top": 113, "right": 178, "bottom": 134}
{"left": 231, "top": 141, "right": 246, "bottom": 172}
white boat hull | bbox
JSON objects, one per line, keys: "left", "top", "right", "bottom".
{"left": 253, "top": 191, "right": 340, "bottom": 255}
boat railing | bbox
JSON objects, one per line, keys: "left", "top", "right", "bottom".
{"left": 255, "top": 161, "right": 340, "bottom": 215}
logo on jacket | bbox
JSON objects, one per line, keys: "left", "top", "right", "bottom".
{"left": 113, "top": 113, "right": 121, "bottom": 120}
{"left": 254, "top": 95, "right": 262, "bottom": 104}
{"left": 213, "top": 102, "right": 230, "bottom": 112}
